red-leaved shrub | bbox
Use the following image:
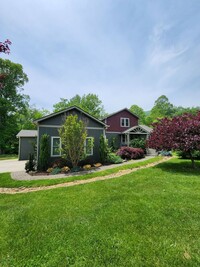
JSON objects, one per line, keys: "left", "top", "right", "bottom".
{"left": 116, "top": 147, "right": 145, "bottom": 160}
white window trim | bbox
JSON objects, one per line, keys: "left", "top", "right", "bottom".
{"left": 84, "top": 137, "right": 94, "bottom": 156}
{"left": 120, "top": 118, "right": 130, "bottom": 127}
{"left": 51, "top": 136, "right": 61, "bottom": 157}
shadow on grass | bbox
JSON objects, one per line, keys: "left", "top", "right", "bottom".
{"left": 153, "top": 157, "right": 200, "bottom": 176}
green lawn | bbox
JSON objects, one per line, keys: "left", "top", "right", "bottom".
{"left": 0, "top": 156, "right": 162, "bottom": 188}
{"left": 0, "top": 158, "right": 200, "bottom": 266}
{"left": 0, "top": 154, "right": 18, "bottom": 160}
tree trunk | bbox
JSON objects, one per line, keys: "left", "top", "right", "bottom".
{"left": 189, "top": 152, "right": 196, "bottom": 169}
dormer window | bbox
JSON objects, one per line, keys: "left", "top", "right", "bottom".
{"left": 120, "top": 118, "right": 130, "bottom": 127}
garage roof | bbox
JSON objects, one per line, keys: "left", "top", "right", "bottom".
{"left": 16, "top": 130, "right": 38, "bottom": 138}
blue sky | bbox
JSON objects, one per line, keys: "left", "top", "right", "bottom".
{"left": 1, "top": 0, "right": 200, "bottom": 113}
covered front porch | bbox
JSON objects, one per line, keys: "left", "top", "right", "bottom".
{"left": 120, "top": 125, "right": 153, "bottom": 146}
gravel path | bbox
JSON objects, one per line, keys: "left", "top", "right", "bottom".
{"left": 0, "top": 157, "right": 171, "bottom": 194}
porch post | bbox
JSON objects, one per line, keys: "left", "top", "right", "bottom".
{"left": 127, "top": 134, "right": 130, "bottom": 146}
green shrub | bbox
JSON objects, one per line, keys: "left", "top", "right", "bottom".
{"left": 99, "top": 135, "right": 109, "bottom": 164}
{"left": 177, "top": 150, "right": 200, "bottom": 159}
{"left": 158, "top": 150, "right": 172, "bottom": 156}
{"left": 129, "top": 138, "right": 146, "bottom": 152}
{"left": 107, "top": 153, "right": 123, "bottom": 164}
{"left": 109, "top": 137, "right": 118, "bottom": 152}
{"left": 51, "top": 167, "right": 62, "bottom": 175}
{"left": 71, "top": 166, "right": 82, "bottom": 172}
{"left": 25, "top": 153, "right": 36, "bottom": 172}
{"left": 38, "top": 134, "right": 50, "bottom": 171}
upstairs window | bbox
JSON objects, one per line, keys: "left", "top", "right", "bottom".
{"left": 120, "top": 118, "right": 130, "bottom": 127}
{"left": 51, "top": 137, "right": 61, "bottom": 157}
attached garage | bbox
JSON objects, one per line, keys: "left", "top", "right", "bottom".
{"left": 16, "top": 130, "right": 37, "bottom": 160}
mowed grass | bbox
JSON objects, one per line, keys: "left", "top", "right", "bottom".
{"left": 0, "top": 157, "right": 162, "bottom": 188}
{"left": 0, "top": 154, "right": 17, "bottom": 160}
{"left": 0, "top": 159, "right": 200, "bottom": 266}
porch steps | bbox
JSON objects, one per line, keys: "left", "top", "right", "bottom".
{"left": 146, "top": 148, "right": 158, "bottom": 156}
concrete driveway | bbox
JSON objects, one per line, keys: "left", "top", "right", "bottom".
{"left": 0, "top": 159, "right": 26, "bottom": 173}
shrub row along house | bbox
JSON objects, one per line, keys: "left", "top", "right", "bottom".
{"left": 17, "top": 106, "right": 153, "bottom": 161}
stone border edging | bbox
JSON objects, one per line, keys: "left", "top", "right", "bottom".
{"left": 0, "top": 157, "right": 171, "bottom": 194}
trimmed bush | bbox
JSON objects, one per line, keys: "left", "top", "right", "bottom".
{"left": 158, "top": 150, "right": 172, "bottom": 156}
{"left": 25, "top": 153, "right": 36, "bottom": 172}
{"left": 38, "top": 134, "right": 50, "bottom": 171}
{"left": 116, "top": 147, "right": 145, "bottom": 160}
{"left": 99, "top": 135, "right": 109, "bottom": 164}
{"left": 107, "top": 153, "right": 123, "bottom": 164}
{"left": 51, "top": 167, "right": 62, "bottom": 175}
{"left": 129, "top": 138, "right": 146, "bottom": 152}
{"left": 109, "top": 137, "right": 118, "bottom": 152}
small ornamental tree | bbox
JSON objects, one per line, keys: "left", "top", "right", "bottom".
{"left": 38, "top": 134, "right": 50, "bottom": 171}
{"left": 0, "top": 39, "right": 11, "bottom": 88}
{"left": 0, "top": 39, "right": 11, "bottom": 54}
{"left": 99, "top": 134, "right": 109, "bottom": 164}
{"left": 59, "top": 114, "right": 87, "bottom": 167}
{"left": 148, "top": 112, "right": 200, "bottom": 168}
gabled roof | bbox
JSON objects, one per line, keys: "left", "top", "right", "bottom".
{"left": 16, "top": 130, "right": 38, "bottom": 138}
{"left": 34, "top": 105, "right": 107, "bottom": 127}
{"left": 122, "top": 125, "right": 153, "bottom": 134}
{"left": 102, "top": 108, "right": 139, "bottom": 120}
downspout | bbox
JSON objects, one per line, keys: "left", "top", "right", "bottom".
{"left": 36, "top": 124, "right": 39, "bottom": 168}
{"left": 18, "top": 137, "right": 21, "bottom": 161}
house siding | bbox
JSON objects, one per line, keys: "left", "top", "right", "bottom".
{"left": 37, "top": 126, "right": 104, "bottom": 162}
{"left": 19, "top": 137, "right": 36, "bottom": 160}
{"left": 37, "top": 109, "right": 105, "bottom": 163}
{"left": 106, "top": 133, "right": 121, "bottom": 149}
{"left": 103, "top": 110, "right": 138, "bottom": 132}
{"left": 86, "top": 128, "right": 104, "bottom": 161}
{"left": 40, "top": 109, "right": 102, "bottom": 128}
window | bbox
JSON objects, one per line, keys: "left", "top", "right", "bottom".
{"left": 85, "top": 137, "right": 94, "bottom": 156}
{"left": 51, "top": 137, "right": 61, "bottom": 157}
{"left": 121, "top": 135, "right": 127, "bottom": 144}
{"left": 120, "top": 118, "right": 130, "bottom": 127}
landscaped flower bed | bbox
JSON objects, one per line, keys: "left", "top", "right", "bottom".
{"left": 28, "top": 163, "right": 103, "bottom": 176}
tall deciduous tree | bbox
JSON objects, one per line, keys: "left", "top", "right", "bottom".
{"left": 53, "top": 94, "right": 106, "bottom": 119}
{"left": 129, "top": 104, "right": 146, "bottom": 124}
{"left": 59, "top": 114, "right": 87, "bottom": 167}
{"left": 148, "top": 112, "right": 200, "bottom": 168}
{"left": 18, "top": 105, "right": 50, "bottom": 130}
{"left": 150, "top": 95, "right": 175, "bottom": 121}
{"left": 174, "top": 106, "right": 200, "bottom": 116}
{"left": 0, "top": 59, "right": 28, "bottom": 154}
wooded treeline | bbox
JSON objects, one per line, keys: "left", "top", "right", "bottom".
{"left": 0, "top": 58, "right": 199, "bottom": 154}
